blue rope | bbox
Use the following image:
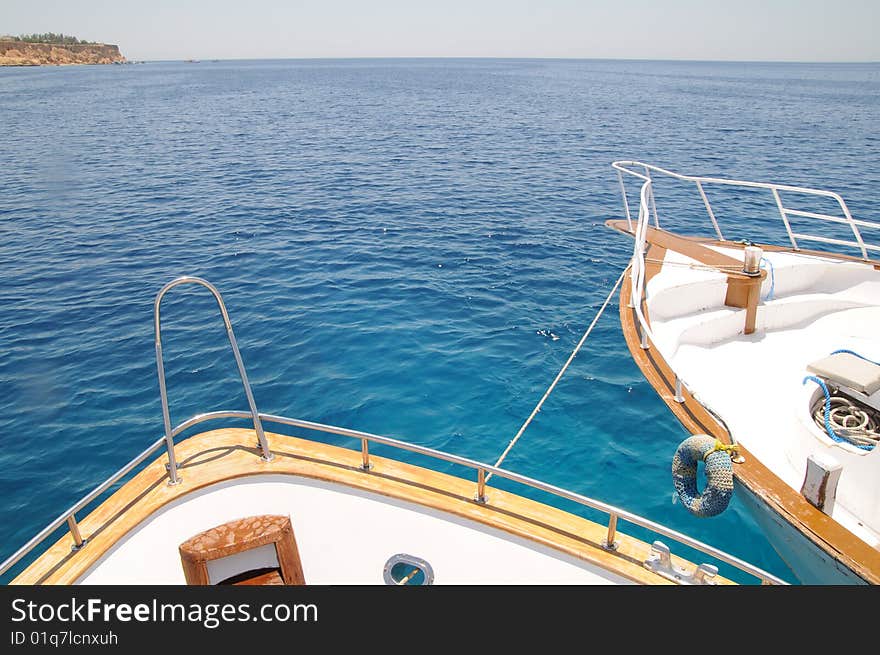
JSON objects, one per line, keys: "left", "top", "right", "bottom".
{"left": 830, "top": 349, "right": 880, "bottom": 367}
{"left": 802, "top": 375, "right": 874, "bottom": 451}
{"left": 760, "top": 256, "right": 775, "bottom": 301}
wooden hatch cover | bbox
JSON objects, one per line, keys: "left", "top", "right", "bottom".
{"left": 179, "top": 514, "right": 305, "bottom": 585}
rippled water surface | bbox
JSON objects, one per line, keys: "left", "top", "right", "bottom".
{"left": 2, "top": 59, "right": 879, "bottom": 584}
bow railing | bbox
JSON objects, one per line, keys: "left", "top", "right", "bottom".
{"left": 613, "top": 160, "right": 879, "bottom": 261}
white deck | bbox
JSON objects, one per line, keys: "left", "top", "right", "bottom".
{"left": 77, "top": 474, "right": 636, "bottom": 585}
{"left": 645, "top": 247, "right": 880, "bottom": 548}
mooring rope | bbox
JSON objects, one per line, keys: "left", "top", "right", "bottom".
{"left": 643, "top": 258, "right": 744, "bottom": 273}
{"left": 488, "top": 266, "right": 629, "bottom": 478}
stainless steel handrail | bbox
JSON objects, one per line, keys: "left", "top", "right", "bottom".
{"left": 628, "top": 181, "right": 659, "bottom": 350}
{"left": 154, "top": 276, "right": 273, "bottom": 484}
{"left": 0, "top": 435, "right": 167, "bottom": 578}
{"left": 0, "top": 407, "right": 788, "bottom": 585}
{"left": 0, "top": 273, "right": 789, "bottom": 585}
{"left": 617, "top": 160, "right": 880, "bottom": 414}
{"left": 613, "top": 160, "right": 879, "bottom": 260}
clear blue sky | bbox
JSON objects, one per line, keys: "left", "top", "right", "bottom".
{"left": 2, "top": 0, "right": 877, "bottom": 62}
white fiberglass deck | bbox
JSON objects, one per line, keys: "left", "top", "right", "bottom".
{"left": 77, "top": 474, "right": 635, "bottom": 585}
{"left": 645, "top": 246, "right": 880, "bottom": 548}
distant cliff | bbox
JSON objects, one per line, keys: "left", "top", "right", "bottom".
{"left": 0, "top": 41, "right": 126, "bottom": 66}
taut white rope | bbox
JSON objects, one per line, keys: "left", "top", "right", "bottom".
{"left": 488, "top": 266, "right": 629, "bottom": 478}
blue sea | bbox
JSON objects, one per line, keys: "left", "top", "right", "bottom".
{"left": 1, "top": 58, "right": 878, "bottom": 585}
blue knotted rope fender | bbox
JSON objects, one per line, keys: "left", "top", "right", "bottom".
{"left": 672, "top": 435, "right": 735, "bottom": 517}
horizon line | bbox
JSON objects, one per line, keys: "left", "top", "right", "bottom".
{"left": 134, "top": 55, "right": 880, "bottom": 65}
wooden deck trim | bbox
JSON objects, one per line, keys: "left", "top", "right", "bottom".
{"left": 607, "top": 219, "right": 766, "bottom": 334}
{"left": 615, "top": 235, "right": 880, "bottom": 585}
{"left": 606, "top": 218, "right": 880, "bottom": 269}
{"left": 11, "top": 429, "right": 731, "bottom": 585}
{"left": 607, "top": 219, "right": 750, "bottom": 273}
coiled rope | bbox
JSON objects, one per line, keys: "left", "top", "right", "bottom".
{"left": 803, "top": 374, "right": 879, "bottom": 450}
{"left": 488, "top": 267, "right": 628, "bottom": 477}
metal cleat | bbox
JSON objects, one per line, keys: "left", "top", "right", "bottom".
{"left": 644, "top": 540, "right": 719, "bottom": 584}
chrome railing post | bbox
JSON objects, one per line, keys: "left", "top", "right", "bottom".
{"left": 618, "top": 169, "right": 633, "bottom": 231}
{"left": 155, "top": 335, "right": 180, "bottom": 484}
{"left": 361, "top": 438, "right": 371, "bottom": 470}
{"left": 627, "top": 263, "right": 637, "bottom": 308}
{"left": 644, "top": 166, "right": 660, "bottom": 227}
{"left": 771, "top": 188, "right": 799, "bottom": 250}
{"left": 674, "top": 375, "right": 685, "bottom": 403}
{"left": 696, "top": 180, "right": 724, "bottom": 240}
{"left": 475, "top": 468, "right": 487, "bottom": 504}
{"left": 67, "top": 515, "right": 85, "bottom": 551}
{"left": 605, "top": 513, "right": 618, "bottom": 550}
{"left": 836, "top": 195, "right": 869, "bottom": 260}
{"left": 226, "top": 327, "right": 272, "bottom": 462}
{"left": 639, "top": 321, "right": 649, "bottom": 349}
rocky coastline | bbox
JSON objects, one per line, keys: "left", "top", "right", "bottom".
{"left": 0, "top": 41, "right": 126, "bottom": 66}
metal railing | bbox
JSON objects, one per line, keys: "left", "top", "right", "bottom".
{"left": 626, "top": 178, "right": 659, "bottom": 350}
{"left": 614, "top": 160, "right": 880, "bottom": 398}
{"left": 154, "top": 276, "right": 273, "bottom": 484}
{"left": 613, "top": 160, "right": 880, "bottom": 261}
{"left": 0, "top": 409, "right": 788, "bottom": 585}
{"left": 0, "top": 275, "right": 790, "bottom": 585}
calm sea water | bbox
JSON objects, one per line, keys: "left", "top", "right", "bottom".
{"left": 1, "top": 59, "right": 878, "bottom": 584}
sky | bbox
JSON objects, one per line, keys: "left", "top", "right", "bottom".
{"left": 1, "top": 0, "right": 878, "bottom": 63}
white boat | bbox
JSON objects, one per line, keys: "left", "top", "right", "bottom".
{"left": 0, "top": 276, "right": 786, "bottom": 586}
{"left": 609, "top": 161, "right": 880, "bottom": 585}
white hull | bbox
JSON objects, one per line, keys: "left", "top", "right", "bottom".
{"left": 611, "top": 160, "right": 880, "bottom": 585}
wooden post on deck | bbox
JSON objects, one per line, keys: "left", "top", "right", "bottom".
{"left": 724, "top": 276, "right": 763, "bottom": 335}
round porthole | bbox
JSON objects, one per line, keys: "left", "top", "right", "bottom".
{"left": 383, "top": 553, "right": 434, "bottom": 585}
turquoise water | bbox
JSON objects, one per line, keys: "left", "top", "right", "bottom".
{"left": 2, "top": 59, "right": 878, "bottom": 584}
